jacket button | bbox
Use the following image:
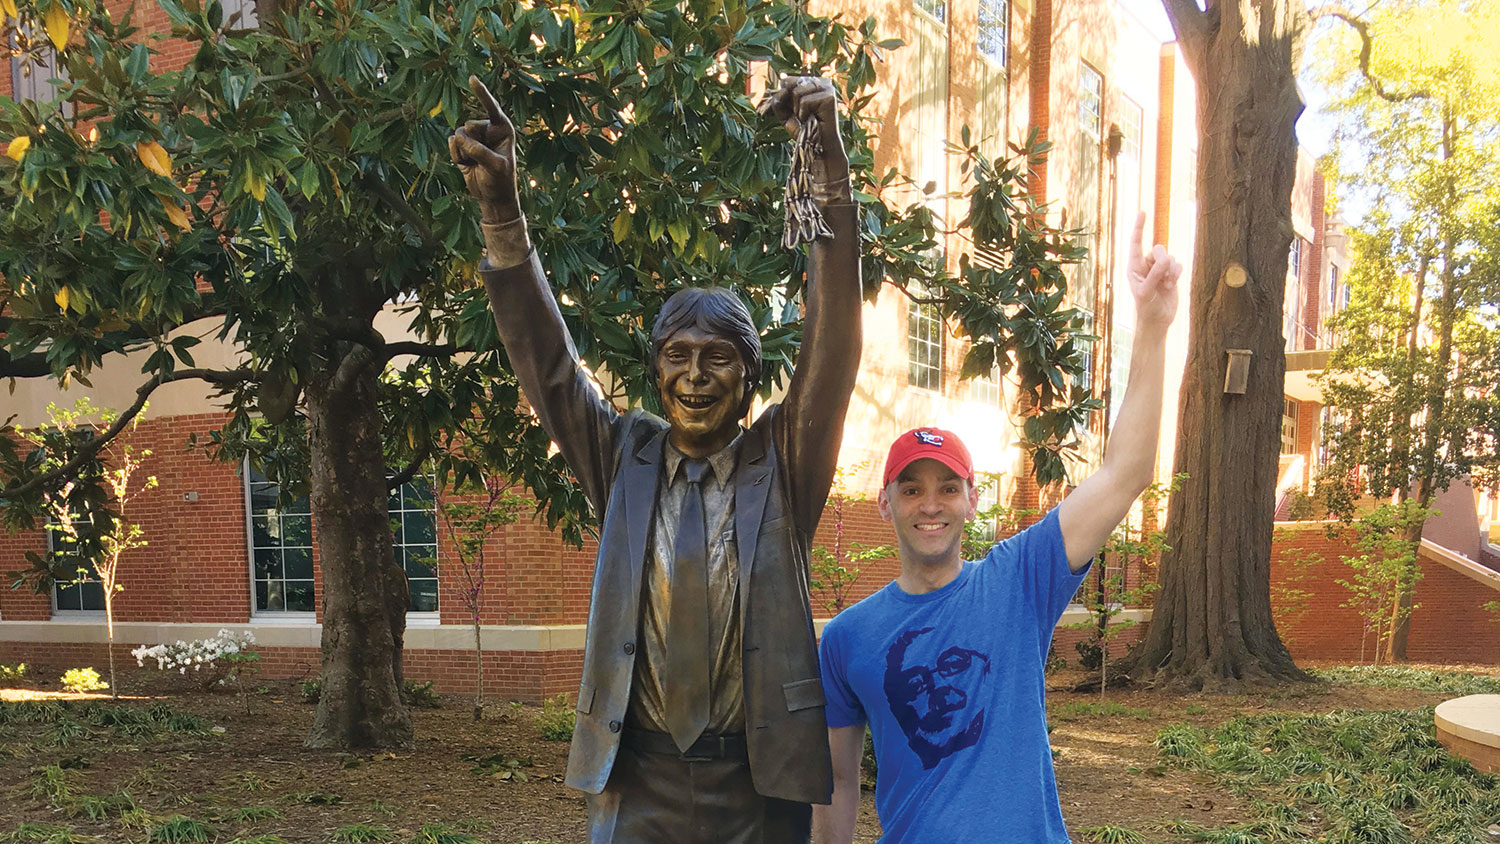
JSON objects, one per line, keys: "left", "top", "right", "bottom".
{"left": 608, "top": 720, "right": 622, "bottom": 733}
{"left": 623, "top": 642, "right": 635, "bottom": 655}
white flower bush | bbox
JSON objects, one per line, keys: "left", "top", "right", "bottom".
{"left": 132, "top": 629, "right": 257, "bottom": 683}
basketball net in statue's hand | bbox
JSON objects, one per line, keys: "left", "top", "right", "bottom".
{"left": 758, "top": 98, "right": 836, "bottom": 249}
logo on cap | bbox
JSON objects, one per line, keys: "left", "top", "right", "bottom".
{"left": 914, "top": 431, "right": 945, "bottom": 447}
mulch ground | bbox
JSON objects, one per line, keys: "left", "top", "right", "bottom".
{"left": 1, "top": 662, "right": 1492, "bottom": 843}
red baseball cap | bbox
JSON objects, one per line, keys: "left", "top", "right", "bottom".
{"left": 882, "top": 427, "right": 974, "bottom": 487}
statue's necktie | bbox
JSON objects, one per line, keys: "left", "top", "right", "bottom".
{"left": 665, "top": 459, "right": 712, "bottom": 753}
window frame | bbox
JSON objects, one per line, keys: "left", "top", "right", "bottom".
{"left": 1281, "top": 398, "right": 1299, "bottom": 456}
{"left": 47, "top": 509, "right": 105, "bottom": 617}
{"left": 907, "top": 284, "right": 945, "bottom": 393}
{"left": 977, "top": 0, "right": 1008, "bottom": 67}
{"left": 243, "top": 462, "right": 318, "bottom": 617}
{"left": 390, "top": 476, "right": 439, "bottom": 619}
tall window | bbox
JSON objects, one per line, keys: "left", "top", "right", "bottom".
{"left": 221, "top": 0, "right": 259, "bottom": 27}
{"left": 913, "top": 0, "right": 946, "bottom": 23}
{"left": 908, "top": 286, "right": 944, "bottom": 392}
{"left": 1285, "top": 236, "right": 1305, "bottom": 349}
{"left": 970, "top": 369, "right": 1003, "bottom": 406}
{"left": 1119, "top": 99, "right": 1142, "bottom": 161}
{"left": 246, "top": 467, "right": 316, "bottom": 613}
{"left": 1073, "top": 63, "right": 1104, "bottom": 377}
{"left": 49, "top": 511, "right": 103, "bottom": 613}
{"left": 390, "top": 478, "right": 438, "bottom": 613}
{"left": 977, "top": 0, "right": 1007, "bottom": 65}
{"left": 1282, "top": 399, "right": 1299, "bottom": 456}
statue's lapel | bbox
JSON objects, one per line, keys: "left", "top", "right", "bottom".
{"left": 735, "top": 427, "right": 772, "bottom": 595}
{"left": 623, "top": 428, "right": 666, "bottom": 572}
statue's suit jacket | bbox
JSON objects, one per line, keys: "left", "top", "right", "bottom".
{"left": 480, "top": 203, "right": 861, "bottom": 805}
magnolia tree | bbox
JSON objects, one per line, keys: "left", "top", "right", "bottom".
{"left": 3, "top": 0, "right": 1101, "bottom": 747}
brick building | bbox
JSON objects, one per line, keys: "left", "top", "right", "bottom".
{"left": 4, "top": 0, "right": 1497, "bottom": 699}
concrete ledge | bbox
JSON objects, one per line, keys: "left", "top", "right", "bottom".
{"left": 0, "top": 621, "right": 587, "bottom": 652}
{"left": 1435, "top": 694, "right": 1500, "bottom": 774}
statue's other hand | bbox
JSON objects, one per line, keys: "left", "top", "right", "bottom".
{"left": 449, "top": 75, "right": 522, "bottom": 224}
{"left": 764, "top": 76, "right": 850, "bottom": 187}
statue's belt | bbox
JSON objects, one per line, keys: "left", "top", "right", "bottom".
{"left": 622, "top": 728, "right": 749, "bottom": 761}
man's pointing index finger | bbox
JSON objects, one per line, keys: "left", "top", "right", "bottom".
{"left": 468, "top": 75, "right": 512, "bottom": 134}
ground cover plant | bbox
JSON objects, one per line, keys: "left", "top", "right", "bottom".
{"left": 2, "top": 663, "right": 1497, "bottom": 842}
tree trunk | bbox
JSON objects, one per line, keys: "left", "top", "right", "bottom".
{"left": 473, "top": 615, "right": 484, "bottom": 722}
{"left": 304, "top": 352, "right": 413, "bottom": 748}
{"left": 1121, "top": 0, "right": 1310, "bottom": 690}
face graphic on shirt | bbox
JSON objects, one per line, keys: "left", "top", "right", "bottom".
{"left": 883, "top": 626, "right": 992, "bottom": 769}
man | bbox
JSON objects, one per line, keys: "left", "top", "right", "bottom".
{"left": 450, "top": 75, "right": 859, "bottom": 843}
{"left": 813, "top": 216, "right": 1181, "bottom": 843}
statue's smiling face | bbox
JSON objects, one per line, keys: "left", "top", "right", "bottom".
{"left": 656, "top": 325, "right": 747, "bottom": 457}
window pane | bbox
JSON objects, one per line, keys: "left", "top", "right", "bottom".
{"left": 254, "top": 548, "right": 283, "bottom": 580}
{"left": 977, "top": 0, "right": 1007, "bottom": 65}
{"left": 404, "top": 546, "right": 437, "bottom": 578}
{"left": 410, "top": 580, "right": 439, "bottom": 613}
{"left": 403, "top": 511, "right": 435, "bottom": 546}
{"left": 285, "top": 582, "right": 315, "bottom": 612}
{"left": 280, "top": 514, "right": 312, "bottom": 546}
{"left": 283, "top": 548, "right": 313, "bottom": 580}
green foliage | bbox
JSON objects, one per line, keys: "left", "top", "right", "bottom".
{"left": 223, "top": 837, "right": 289, "bottom": 844}
{"left": 1070, "top": 475, "right": 1182, "bottom": 692}
{"left": 1051, "top": 700, "right": 1153, "bottom": 721}
{"left": 1485, "top": 599, "right": 1500, "bottom": 622}
{"left": 400, "top": 679, "right": 441, "bottom": 709}
{"left": 465, "top": 751, "right": 535, "bottom": 781}
{"left": 536, "top": 695, "right": 575, "bottom": 742}
{"left": 299, "top": 679, "right": 321, "bottom": 704}
{"left": 1312, "top": 664, "right": 1500, "bottom": 695}
{"left": 27, "top": 765, "right": 74, "bottom": 806}
{"left": 412, "top": 825, "right": 478, "bottom": 844}
{"left": 810, "top": 462, "right": 891, "bottom": 615}
{"left": 231, "top": 806, "right": 281, "bottom": 822}
{"left": 1078, "top": 826, "right": 1151, "bottom": 844}
{"left": 3, "top": 823, "right": 95, "bottom": 844}
{"left": 148, "top": 816, "right": 212, "bottom": 844}
{"left": 1156, "top": 708, "right": 1500, "bottom": 844}
{"left": 330, "top": 824, "right": 396, "bottom": 843}
{"left": 59, "top": 667, "right": 107, "bottom": 694}
{"left": 67, "top": 790, "right": 137, "bottom": 820}
{"left": 0, "top": 663, "right": 27, "bottom": 682}
{"left": 1332, "top": 503, "right": 1433, "bottom": 664}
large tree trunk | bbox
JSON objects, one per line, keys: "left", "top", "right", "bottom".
{"left": 304, "top": 350, "right": 413, "bottom": 748}
{"left": 1121, "top": 0, "right": 1309, "bottom": 690}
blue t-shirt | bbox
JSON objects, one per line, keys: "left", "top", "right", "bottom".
{"left": 818, "top": 509, "right": 1088, "bottom": 843}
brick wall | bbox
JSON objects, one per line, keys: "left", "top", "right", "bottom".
{"left": 1270, "top": 522, "right": 1500, "bottom": 665}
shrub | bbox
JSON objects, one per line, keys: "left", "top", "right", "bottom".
{"left": 401, "top": 679, "right": 441, "bottom": 709}
{"left": 298, "top": 679, "right": 321, "bottom": 704}
{"left": 0, "top": 663, "right": 27, "bottom": 682}
{"left": 132, "top": 630, "right": 258, "bottom": 692}
{"left": 59, "top": 668, "right": 107, "bottom": 694}
{"left": 536, "top": 695, "right": 575, "bottom": 742}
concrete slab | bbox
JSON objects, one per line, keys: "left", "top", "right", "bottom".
{"left": 1435, "top": 694, "right": 1500, "bottom": 775}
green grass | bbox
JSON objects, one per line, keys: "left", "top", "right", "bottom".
{"left": 412, "top": 825, "right": 478, "bottom": 844}
{"left": 3, "top": 823, "right": 95, "bottom": 844}
{"left": 232, "top": 806, "right": 281, "bottom": 822}
{"left": 329, "top": 824, "right": 396, "bottom": 843}
{"left": 1078, "top": 825, "right": 1152, "bottom": 843}
{"left": 148, "top": 816, "right": 212, "bottom": 843}
{"left": 1312, "top": 665, "right": 1500, "bottom": 695}
{"left": 27, "top": 766, "right": 73, "bottom": 806}
{"left": 1052, "top": 700, "right": 1154, "bottom": 721}
{"left": 223, "top": 837, "right": 289, "bottom": 844}
{"left": 1154, "top": 708, "right": 1500, "bottom": 844}
{"left": 67, "top": 791, "right": 137, "bottom": 820}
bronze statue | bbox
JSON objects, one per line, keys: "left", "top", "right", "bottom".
{"left": 450, "top": 75, "right": 861, "bottom": 843}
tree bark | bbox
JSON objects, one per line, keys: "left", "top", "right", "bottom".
{"left": 304, "top": 351, "right": 413, "bottom": 748}
{"left": 1120, "top": 0, "right": 1310, "bottom": 690}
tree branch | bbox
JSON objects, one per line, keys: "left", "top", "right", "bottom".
{"left": 1312, "top": 6, "right": 1432, "bottom": 102}
{"left": 358, "top": 173, "right": 440, "bottom": 250}
{"left": 1160, "top": 0, "right": 1211, "bottom": 55}
{"left": 383, "top": 341, "right": 461, "bottom": 361}
{"left": 1, "top": 367, "right": 255, "bottom": 500}
{"left": 387, "top": 440, "right": 433, "bottom": 491}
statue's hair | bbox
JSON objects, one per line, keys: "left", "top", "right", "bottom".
{"left": 649, "top": 287, "right": 763, "bottom": 417}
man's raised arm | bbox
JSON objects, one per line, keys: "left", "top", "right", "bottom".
{"left": 450, "top": 76, "right": 619, "bottom": 513}
{"left": 1057, "top": 213, "right": 1182, "bottom": 571}
{"left": 763, "top": 78, "right": 863, "bottom": 534}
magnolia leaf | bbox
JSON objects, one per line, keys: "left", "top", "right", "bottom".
{"left": 5, "top": 136, "right": 29, "bottom": 161}
{"left": 157, "top": 194, "right": 192, "bottom": 231}
{"left": 55, "top": 286, "right": 71, "bottom": 311}
{"left": 44, "top": 3, "right": 69, "bottom": 50}
{"left": 611, "top": 211, "right": 632, "bottom": 243}
{"left": 136, "top": 141, "right": 172, "bottom": 177}
{"left": 244, "top": 169, "right": 267, "bottom": 201}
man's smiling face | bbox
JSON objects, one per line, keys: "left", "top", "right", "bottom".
{"left": 655, "top": 325, "right": 747, "bottom": 457}
{"left": 878, "top": 459, "right": 978, "bottom": 569}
